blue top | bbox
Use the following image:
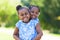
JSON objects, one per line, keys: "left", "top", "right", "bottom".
{"left": 15, "top": 19, "right": 39, "bottom": 40}
{"left": 32, "top": 18, "right": 39, "bottom": 22}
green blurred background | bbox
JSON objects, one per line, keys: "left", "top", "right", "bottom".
{"left": 0, "top": 0, "right": 60, "bottom": 33}
{"left": 0, "top": 0, "right": 60, "bottom": 40}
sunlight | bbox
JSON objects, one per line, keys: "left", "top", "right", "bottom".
{"left": 57, "top": 16, "right": 60, "bottom": 20}
{"left": 8, "top": 0, "right": 21, "bottom": 6}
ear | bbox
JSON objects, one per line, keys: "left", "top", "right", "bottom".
{"left": 38, "top": 13, "right": 40, "bottom": 17}
{"left": 16, "top": 14, "right": 20, "bottom": 20}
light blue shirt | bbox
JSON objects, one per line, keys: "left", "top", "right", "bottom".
{"left": 32, "top": 18, "right": 39, "bottom": 22}
{"left": 16, "top": 19, "right": 38, "bottom": 40}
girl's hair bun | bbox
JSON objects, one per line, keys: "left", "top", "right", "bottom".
{"left": 16, "top": 5, "right": 22, "bottom": 11}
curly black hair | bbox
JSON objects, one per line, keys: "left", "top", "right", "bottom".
{"left": 29, "top": 5, "right": 40, "bottom": 12}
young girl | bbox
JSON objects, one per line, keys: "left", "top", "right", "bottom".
{"left": 29, "top": 5, "right": 40, "bottom": 21}
{"left": 13, "top": 5, "right": 43, "bottom": 40}
{"left": 29, "top": 5, "right": 43, "bottom": 40}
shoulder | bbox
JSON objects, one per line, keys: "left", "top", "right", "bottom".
{"left": 15, "top": 20, "right": 22, "bottom": 28}
{"left": 35, "top": 18, "right": 39, "bottom": 22}
{"left": 31, "top": 18, "right": 39, "bottom": 26}
{"left": 31, "top": 18, "right": 39, "bottom": 22}
{"left": 16, "top": 20, "right": 22, "bottom": 25}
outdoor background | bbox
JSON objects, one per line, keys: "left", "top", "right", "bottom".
{"left": 0, "top": 0, "right": 60, "bottom": 40}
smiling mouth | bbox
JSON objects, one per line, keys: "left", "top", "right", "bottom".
{"left": 24, "top": 18, "right": 28, "bottom": 21}
{"left": 23, "top": 18, "right": 29, "bottom": 23}
{"left": 24, "top": 18, "right": 27, "bottom": 19}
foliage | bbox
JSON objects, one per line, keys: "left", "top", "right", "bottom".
{"left": 5, "top": 14, "right": 18, "bottom": 27}
{"left": 42, "top": 0, "right": 60, "bottom": 33}
{"left": 21, "top": 0, "right": 60, "bottom": 33}
{"left": 0, "top": 0, "right": 20, "bottom": 27}
{"left": 0, "top": 0, "right": 60, "bottom": 33}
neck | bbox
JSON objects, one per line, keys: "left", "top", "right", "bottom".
{"left": 22, "top": 20, "right": 30, "bottom": 23}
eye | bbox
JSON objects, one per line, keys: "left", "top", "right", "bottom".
{"left": 20, "top": 12, "right": 28, "bottom": 16}
{"left": 25, "top": 13, "right": 28, "bottom": 15}
{"left": 31, "top": 11, "right": 34, "bottom": 13}
{"left": 36, "top": 12, "right": 38, "bottom": 14}
{"left": 25, "top": 11, "right": 29, "bottom": 15}
{"left": 20, "top": 14, "right": 24, "bottom": 16}
{"left": 36, "top": 12, "right": 39, "bottom": 14}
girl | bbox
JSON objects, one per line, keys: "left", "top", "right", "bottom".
{"left": 13, "top": 5, "right": 42, "bottom": 40}
{"left": 29, "top": 5, "right": 43, "bottom": 40}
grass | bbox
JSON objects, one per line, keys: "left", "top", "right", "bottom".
{"left": 0, "top": 32, "right": 14, "bottom": 40}
{"left": 41, "top": 30, "right": 60, "bottom": 40}
{"left": 0, "top": 27, "right": 60, "bottom": 40}
{"left": 0, "top": 27, "right": 14, "bottom": 40}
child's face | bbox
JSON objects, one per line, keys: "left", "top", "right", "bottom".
{"left": 18, "top": 8, "right": 30, "bottom": 23}
{"left": 30, "top": 7, "right": 39, "bottom": 19}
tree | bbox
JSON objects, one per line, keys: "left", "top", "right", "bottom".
{"left": 21, "top": 0, "right": 60, "bottom": 33}
{"left": 0, "top": 0, "right": 20, "bottom": 27}
{"left": 42, "top": 0, "right": 60, "bottom": 33}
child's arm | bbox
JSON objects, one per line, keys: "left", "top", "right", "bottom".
{"left": 13, "top": 27, "right": 20, "bottom": 40}
{"left": 34, "top": 23, "right": 43, "bottom": 40}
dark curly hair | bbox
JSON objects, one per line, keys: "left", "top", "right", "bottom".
{"left": 16, "top": 5, "right": 30, "bottom": 14}
{"left": 29, "top": 5, "right": 40, "bottom": 12}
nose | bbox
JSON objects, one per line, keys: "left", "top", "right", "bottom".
{"left": 23, "top": 15, "right": 26, "bottom": 17}
{"left": 23, "top": 14, "right": 27, "bottom": 18}
{"left": 32, "top": 13, "right": 35, "bottom": 16}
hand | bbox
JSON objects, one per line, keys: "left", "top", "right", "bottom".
{"left": 33, "top": 36, "right": 40, "bottom": 40}
{"left": 34, "top": 38, "right": 40, "bottom": 40}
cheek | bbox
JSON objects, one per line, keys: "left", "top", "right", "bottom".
{"left": 35, "top": 14, "right": 38, "bottom": 16}
{"left": 18, "top": 16, "right": 22, "bottom": 20}
{"left": 35, "top": 13, "right": 38, "bottom": 17}
{"left": 18, "top": 15, "right": 20, "bottom": 19}
{"left": 27, "top": 14, "right": 30, "bottom": 18}
{"left": 31, "top": 13, "right": 33, "bottom": 15}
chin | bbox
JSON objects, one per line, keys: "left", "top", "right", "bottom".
{"left": 32, "top": 16, "right": 36, "bottom": 18}
{"left": 24, "top": 20, "right": 29, "bottom": 23}
{"left": 32, "top": 17, "right": 36, "bottom": 19}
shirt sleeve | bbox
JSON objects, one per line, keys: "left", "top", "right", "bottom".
{"left": 35, "top": 18, "right": 40, "bottom": 26}
{"left": 15, "top": 20, "right": 21, "bottom": 29}
{"left": 34, "top": 20, "right": 39, "bottom": 26}
{"left": 36, "top": 18, "right": 39, "bottom": 22}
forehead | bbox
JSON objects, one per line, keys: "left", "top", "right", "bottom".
{"left": 31, "top": 7, "right": 39, "bottom": 11}
{"left": 18, "top": 8, "right": 28, "bottom": 13}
